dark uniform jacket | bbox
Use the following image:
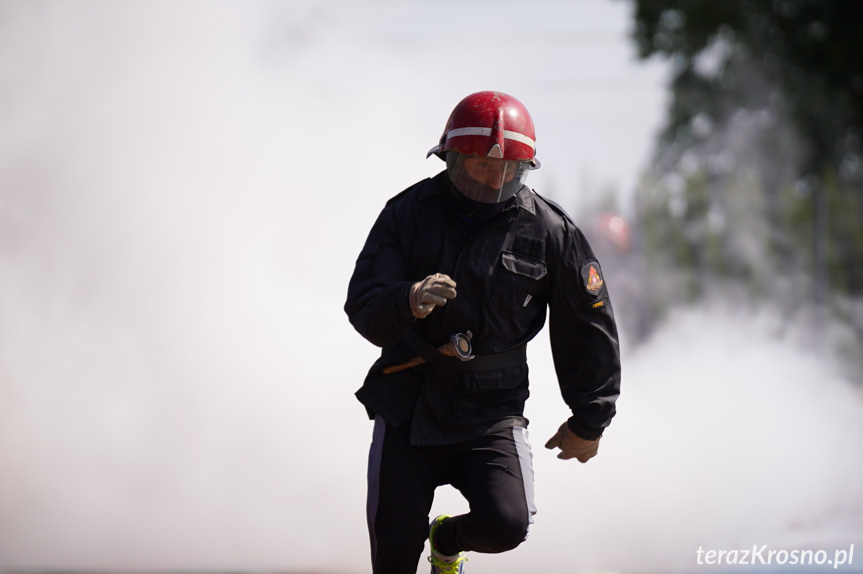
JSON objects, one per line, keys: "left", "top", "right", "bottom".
{"left": 345, "top": 171, "right": 620, "bottom": 446}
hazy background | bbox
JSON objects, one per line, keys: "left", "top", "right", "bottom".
{"left": 1, "top": 1, "right": 861, "bottom": 573}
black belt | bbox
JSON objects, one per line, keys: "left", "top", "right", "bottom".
{"left": 403, "top": 329, "right": 526, "bottom": 372}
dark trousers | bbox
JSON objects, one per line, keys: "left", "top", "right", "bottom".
{"left": 366, "top": 416, "right": 536, "bottom": 574}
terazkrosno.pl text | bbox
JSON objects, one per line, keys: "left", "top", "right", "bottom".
{"left": 696, "top": 544, "right": 855, "bottom": 569}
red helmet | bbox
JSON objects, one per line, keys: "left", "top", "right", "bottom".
{"left": 429, "top": 91, "right": 540, "bottom": 205}
{"left": 427, "top": 91, "right": 539, "bottom": 166}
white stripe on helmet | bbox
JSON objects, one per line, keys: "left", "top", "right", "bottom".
{"left": 501, "top": 129, "right": 536, "bottom": 150}
{"left": 446, "top": 127, "right": 536, "bottom": 150}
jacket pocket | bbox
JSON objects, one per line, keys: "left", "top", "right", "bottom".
{"left": 469, "top": 364, "right": 528, "bottom": 391}
{"left": 490, "top": 251, "right": 547, "bottom": 317}
{"left": 501, "top": 252, "right": 547, "bottom": 280}
{"left": 455, "top": 365, "right": 529, "bottom": 423}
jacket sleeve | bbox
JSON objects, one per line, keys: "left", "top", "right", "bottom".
{"left": 344, "top": 201, "right": 416, "bottom": 348}
{"left": 548, "top": 223, "right": 621, "bottom": 440}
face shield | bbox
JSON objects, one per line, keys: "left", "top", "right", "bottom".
{"left": 446, "top": 152, "right": 531, "bottom": 204}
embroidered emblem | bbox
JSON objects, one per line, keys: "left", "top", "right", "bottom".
{"left": 579, "top": 261, "right": 606, "bottom": 296}
{"left": 586, "top": 265, "right": 604, "bottom": 293}
{"left": 592, "top": 300, "right": 606, "bottom": 309}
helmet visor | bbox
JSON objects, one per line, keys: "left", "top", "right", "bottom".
{"left": 446, "top": 152, "right": 530, "bottom": 204}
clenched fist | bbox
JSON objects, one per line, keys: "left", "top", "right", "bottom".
{"left": 410, "top": 273, "right": 457, "bottom": 319}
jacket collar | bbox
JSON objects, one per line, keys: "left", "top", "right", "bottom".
{"left": 514, "top": 185, "right": 536, "bottom": 215}
{"left": 422, "top": 170, "right": 536, "bottom": 216}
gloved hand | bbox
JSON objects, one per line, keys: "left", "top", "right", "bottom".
{"left": 410, "top": 273, "right": 457, "bottom": 318}
{"left": 544, "top": 422, "right": 600, "bottom": 463}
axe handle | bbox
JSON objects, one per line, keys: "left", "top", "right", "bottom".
{"left": 381, "top": 356, "right": 427, "bottom": 375}
{"left": 382, "top": 339, "right": 458, "bottom": 374}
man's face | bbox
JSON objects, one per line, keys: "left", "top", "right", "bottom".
{"left": 445, "top": 151, "right": 531, "bottom": 204}
{"left": 462, "top": 156, "right": 518, "bottom": 190}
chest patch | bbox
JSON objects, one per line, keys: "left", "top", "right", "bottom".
{"left": 581, "top": 262, "right": 605, "bottom": 295}
{"left": 512, "top": 235, "right": 545, "bottom": 259}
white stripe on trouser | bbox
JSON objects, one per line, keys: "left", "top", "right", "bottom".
{"left": 366, "top": 415, "right": 386, "bottom": 564}
{"left": 512, "top": 426, "right": 537, "bottom": 539}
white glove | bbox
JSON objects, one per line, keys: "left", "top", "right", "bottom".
{"left": 544, "top": 422, "right": 600, "bottom": 463}
{"left": 410, "top": 273, "right": 457, "bottom": 318}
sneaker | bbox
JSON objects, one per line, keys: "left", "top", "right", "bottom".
{"left": 428, "top": 515, "right": 468, "bottom": 574}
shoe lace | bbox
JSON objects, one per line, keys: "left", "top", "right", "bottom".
{"left": 428, "top": 553, "right": 468, "bottom": 574}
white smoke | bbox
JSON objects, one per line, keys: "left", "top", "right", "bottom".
{"left": 521, "top": 300, "right": 863, "bottom": 573}
{"left": 0, "top": 1, "right": 397, "bottom": 570}
{"left": 4, "top": 2, "right": 861, "bottom": 574}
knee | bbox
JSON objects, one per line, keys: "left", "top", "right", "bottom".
{"left": 482, "top": 506, "right": 530, "bottom": 552}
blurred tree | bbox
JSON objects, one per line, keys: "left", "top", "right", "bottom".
{"left": 630, "top": 0, "right": 863, "bottom": 185}
{"left": 627, "top": 0, "right": 863, "bottom": 334}
{"left": 625, "top": 0, "right": 863, "bottom": 368}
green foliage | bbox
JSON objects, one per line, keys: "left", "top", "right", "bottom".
{"left": 627, "top": 0, "right": 863, "bottom": 354}
{"left": 631, "top": 0, "right": 863, "bottom": 181}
